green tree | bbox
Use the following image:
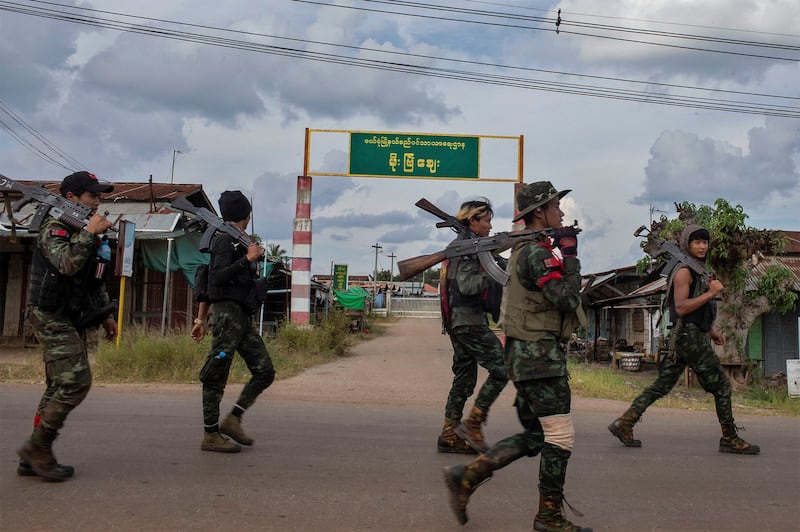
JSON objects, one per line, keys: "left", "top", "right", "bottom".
{"left": 265, "top": 242, "right": 287, "bottom": 260}
{"left": 642, "top": 199, "right": 797, "bottom": 365}
{"left": 403, "top": 267, "right": 441, "bottom": 285}
{"left": 376, "top": 268, "right": 393, "bottom": 282}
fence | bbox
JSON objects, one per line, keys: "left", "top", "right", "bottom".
{"left": 388, "top": 296, "right": 440, "bottom": 318}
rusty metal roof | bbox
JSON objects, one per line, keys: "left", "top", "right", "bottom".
{"left": 7, "top": 179, "right": 206, "bottom": 204}
{"left": 591, "top": 256, "right": 800, "bottom": 308}
{"left": 783, "top": 231, "right": 800, "bottom": 254}
{"left": 747, "top": 256, "right": 800, "bottom": 291}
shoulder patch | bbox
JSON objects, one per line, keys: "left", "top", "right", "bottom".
{"left": 542, "top": 257, "right": 561, "bottom": 269}
{"left": 50, "top": 228, "right": 68, "bottom": 237}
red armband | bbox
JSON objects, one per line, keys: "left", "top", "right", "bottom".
{"left": 536, "top": 270, "right": 563, "bottom": 289}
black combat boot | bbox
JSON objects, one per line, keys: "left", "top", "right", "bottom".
{"left": 17, "top": 460, "right": 74, "bottom": 478}
{"left": 454, "top": 405, "right": 489, "bottom": 453}
{"left": 437, "top": 417, "right": 477, "bottom": 454}
{"left": 719, "top": 423, "right": 760, "bottom": 455}
{"left": 442, "top": 455, "right": 493, "bottom": 525}
{"left": 608, "top": 407, "right": 642, "bottom": 447}
{"left": 534, "top": 493, "right": 592, "bottom": 532}
{"left": 17, "top": 426, "right": 71, "bottom": 482}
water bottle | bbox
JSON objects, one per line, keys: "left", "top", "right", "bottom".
{"left": 215, "top": 351, "right": 227, "bottom": 360}
{"left": 97, "top": 237, "right": 111, "bottom": 262}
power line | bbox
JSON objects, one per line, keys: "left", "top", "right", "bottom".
{"left": 0, "top": 1, "right": 797, "bottom": 118}
{"left": 462, "top": 0, "right": 800, "bottom": 39}
{"left": 305, "top": 0, "right": 800, "bottom": 60}
{"left": 0, "top": 97, "right": 87, "bottom": 170}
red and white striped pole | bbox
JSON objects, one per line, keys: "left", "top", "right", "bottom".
{"left": 290, "top": 175, "right": 312, "bottom": 324}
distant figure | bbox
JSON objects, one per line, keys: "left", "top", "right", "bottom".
{"left": 437, "top": 199, "right": 508, "bottom": 454}
{"left": 191, "top": 191, "right": 275, "bottom": 453}
{"left": 18, "top": 171, "right": 116, "bottom": 482}
{"left": 609, "top": 224, "right": 759, "bottom": 455}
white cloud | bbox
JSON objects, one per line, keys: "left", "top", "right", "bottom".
{"left": 1, "top": 0, "right": 798, "bottom": 278}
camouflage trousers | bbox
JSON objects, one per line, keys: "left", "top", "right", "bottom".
{"left": 202, "top": 301, "right": 276, "bottom": 428}
{"left": 480, "top": 377, "right": 573, "bottom": 496}
{"left": 27, "top": 307, "right": 93, "bottom": 433}
{"left": 632, "top": 322, "right": 733, "bottom": 425}
{"left": 444, "top": 324, "right": 508, "bottom": 420}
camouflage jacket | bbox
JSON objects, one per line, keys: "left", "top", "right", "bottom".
{"left": 448, "top": 253, "right": 490, "bottom": 328}
{"left": 28, "top": 217, "right": 111, "bottom": 314}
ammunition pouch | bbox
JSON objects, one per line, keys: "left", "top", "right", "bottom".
{"left": 254, "top": 277, "right": 269, "bottom": 304}
{"left": 199, "top": 352, "right": 233, "bottom": 384}
{"left": 73, "top": 300, "right": 118, "bottom": 330}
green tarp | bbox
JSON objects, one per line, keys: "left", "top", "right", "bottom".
{"left": 333, "top": 286, "right": 371, "bottom": 311}
{"left": 140, "top": 231, "right": 275, "bottom": 287}
{"left": 140, "top": 232, "right": 208, "bottom": 286}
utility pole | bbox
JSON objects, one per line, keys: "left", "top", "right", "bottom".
{"left": 387, "top": 252, "right": 396, "bottom": 282}
{"left": 371, "top": 242, "right": 382, "bottom": 297}
{"left": 170, "top": 149, "right": 182, "bottom": 184}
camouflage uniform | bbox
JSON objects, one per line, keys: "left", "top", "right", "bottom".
{"left": 201, "top": 232, "right": 275, "bottom": 445}
{"left": 495, "top": 238, "right": 582, "bottom": 497}
{"left": 443, "top": 233, "right": 589, "bottom": 530}
{"left": 201, "top": 300, "right": 276, "bottom": 428}
{"left": 20, "top": 216, "right": 112, "bottom": 479}
{"left": 438, "top": 243, "right": 509, "bottom": 453}
{"left": 609, "top": 224, "right": 759, "bottom": 455}
{"left": 632, "top": 322, "right": 732, "bottom": 423}
{"left": 444, "top": 251, "right": 508, "bottom": 421}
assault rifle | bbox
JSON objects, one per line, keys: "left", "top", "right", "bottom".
{"left": 74, "top": 300, "right": 119, "bottom": 330}
{"left": 415, "top": 198, "right": 471, "bottom": 238}
{"left": 399, "top": 198, "right": 580, "bottom": 284}
{"left": 634, "top": 225, "right": 710, "bottom": 283}
{"left": 0, "top": 173, "right": 116, "bottom": 234}
{"left": 171, "top": 195, "right": 253, "bottom": 252}
{"left": 172, "top": 195, "right": 270, "bottom": 303}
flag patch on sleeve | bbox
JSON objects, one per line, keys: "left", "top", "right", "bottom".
{"left": 50, "top": 228, "right": 68, "bottom": 237}
{"left": 542, "top": 257, "right": 561, "bottom": 269}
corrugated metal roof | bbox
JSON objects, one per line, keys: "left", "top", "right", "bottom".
{"left": 5, "top": 180, "right": 204, "bottom": 204}
{"left": 746, "top": 256, "right": 800, "bottom": 291}
{"left": 592, "top": 256, "right": 800, "bottom": 307}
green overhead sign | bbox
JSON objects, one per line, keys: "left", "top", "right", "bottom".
{"left": 349, "top": 133, "right": 480, "bottom": 179}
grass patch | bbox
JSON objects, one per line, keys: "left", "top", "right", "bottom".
{"left": 568, "top": 360, "right": 800, "bottom": 417}
{"left": 92, "top": 309, "right": 386, "bottom": 383}
{"left": 0, "top": 361, "right": 43, "bottom": 383}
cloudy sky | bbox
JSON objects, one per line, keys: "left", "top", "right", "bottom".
{"left": 1, "top": 0, "right": 798, "bottom": 277}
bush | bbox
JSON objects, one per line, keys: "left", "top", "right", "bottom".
{"left": 94, "top": 313, "right": 359, "bottom": 384}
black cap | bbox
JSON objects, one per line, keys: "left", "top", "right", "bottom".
{"left": 60, "top": 171, "right": 114, "bottom": 197}
{"left": 218, "top": 190, "right": 252, "bottom": 222}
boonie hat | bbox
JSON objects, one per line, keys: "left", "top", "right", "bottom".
{"left": 513, "top": 181, "right": 570, "bottom": 222}
{"left": 60, "top": 171, "right": 114, "bottom": 196}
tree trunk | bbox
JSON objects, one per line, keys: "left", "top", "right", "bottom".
{"left": 716, "top": 292, "right": 771, "bottom": 389}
